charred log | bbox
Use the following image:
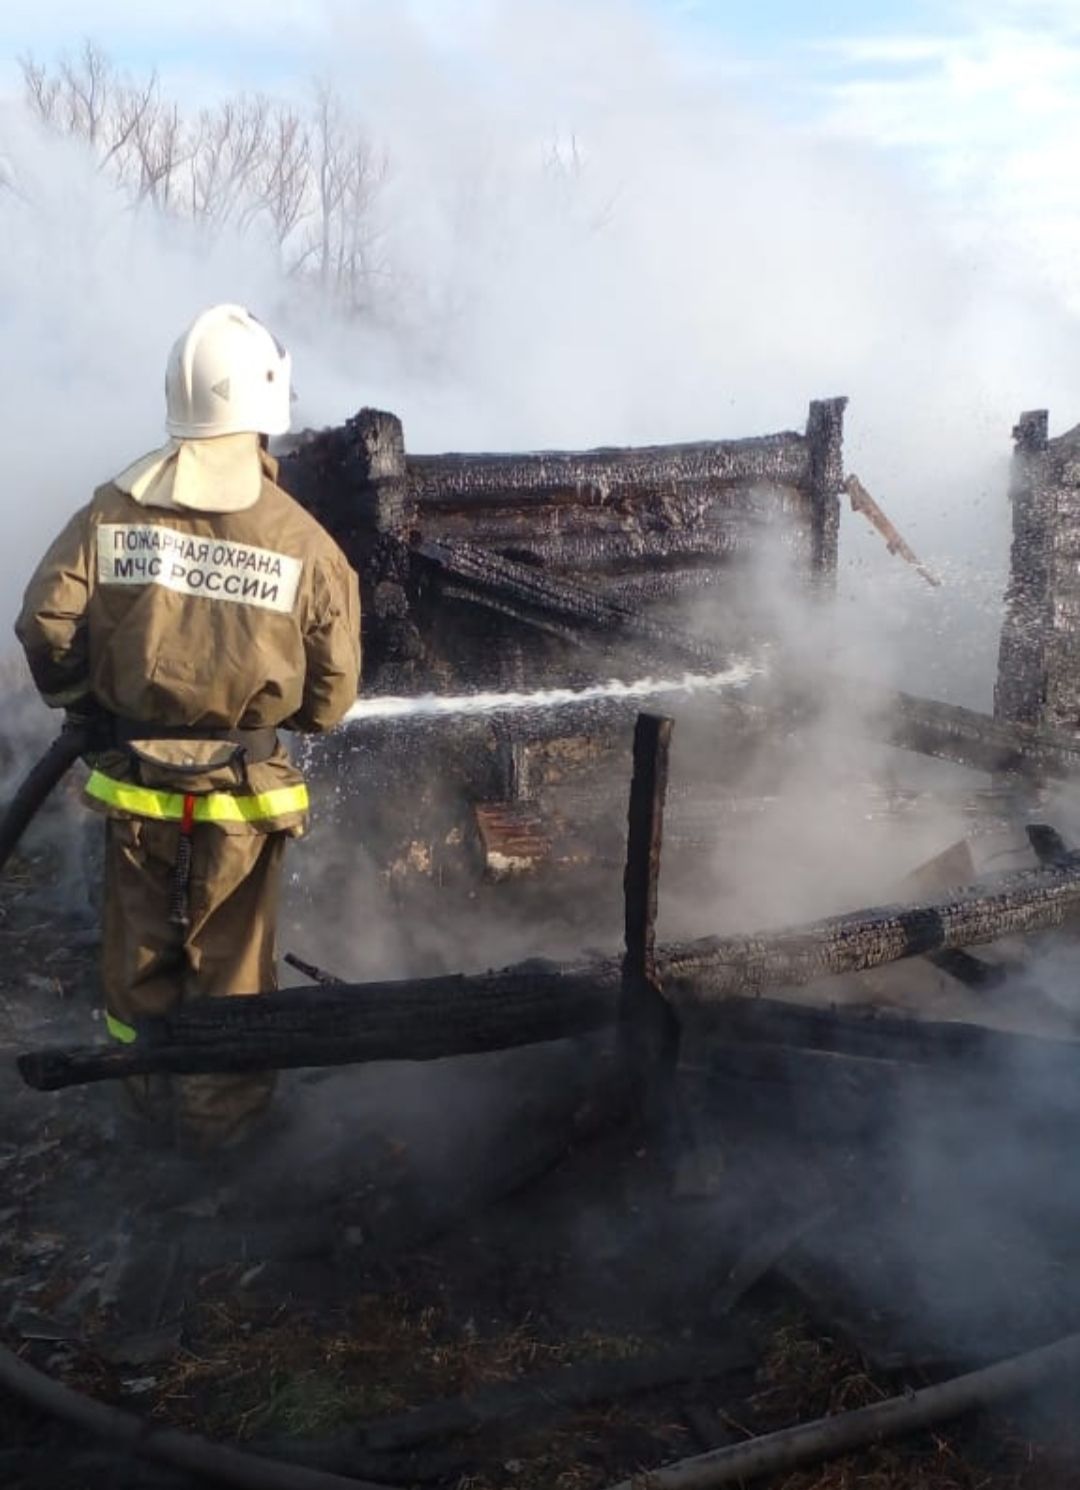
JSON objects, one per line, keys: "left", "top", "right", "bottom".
{"left": 415, "top": 537, "right": 719, "bottom": 667}
{"left": 806, "top": 397, "right": 846, "bottom": 580}
{"left": 22, "top": 841, "right": 1080, "bottom": 1089}
{"left": 423, "top": 496, "right": 808, "bottom": 561}
{"left": 869, "top": 686, "right": 1080, "bottom": 781}
{"left": 406, "top": 434, "right": 815, "bottom": 510}
{"left": 657, "top": 850, "right": 1080, "bottom": 1004}
{"left": 694, "top": 995, "right": 1080, "bottom": 1072}
{"left": 17, "top": 965, "right": 621, "bottom": 1091}
{"left": 478, "top": 523, "right": 783, "bottom": 571}
{"left": 278, "top": 401, "right": 846, "bottom": 703}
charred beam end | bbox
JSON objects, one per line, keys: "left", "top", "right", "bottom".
{"left": 656, "top": 850, "right": 1080, "bottom": 1004}
{"left": 1012, "top": 409, "right": 1050, "bottom": 455}
{"left": 806, "top": 397, "right": 847, "bottom": 580}
{"left": 348, "top": 408, "right": 412, "bottom": 534}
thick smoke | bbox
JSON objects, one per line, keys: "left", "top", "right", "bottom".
{"left": 1, "top": 0, "right": 1079, "bottom": 701}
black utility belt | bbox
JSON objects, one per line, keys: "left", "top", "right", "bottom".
{"left": 112, "top": 719, "right": 279, "bottom": 765}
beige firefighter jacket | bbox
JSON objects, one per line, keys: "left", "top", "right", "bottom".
{"left": 16, "top": 452, "right": 360, "bottom": 833}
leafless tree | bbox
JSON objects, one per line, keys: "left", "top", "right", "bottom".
{"left": 17, "top": 44, "right": 391, "bottom": 315}
{"left": 256, "top": 106, "right": 312, "bottom": 254}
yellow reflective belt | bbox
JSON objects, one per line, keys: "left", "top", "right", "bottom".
{"left": 106, "top": 1011, "right": 137, "bottom": 1044}
{"left": 85, "top": 770, "right": 309, "bottom": 823}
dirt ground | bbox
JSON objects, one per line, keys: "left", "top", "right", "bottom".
{"left": 5, "top": 828, "right": 1080, "bottom": 1490}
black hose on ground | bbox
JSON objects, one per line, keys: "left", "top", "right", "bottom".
{"left": 0, "top": 1338, "right": 393, "bottom": 1490}
{"left": 0, "top": 723, "right": 89, "bottom": 875}
{"left": 606, "top": 1329, "right": 1080, "bottom": 1488}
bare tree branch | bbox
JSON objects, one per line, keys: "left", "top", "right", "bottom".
{"left": 17, "top": 45, "right": 392, "bottom": 317}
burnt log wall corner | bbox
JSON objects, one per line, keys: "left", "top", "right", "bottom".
{"left": 994, "top": 409, "right": 1079, "bottom": 732}
{"left": 278, "top": 409, "right": 423, "bottom": 690}
{"left": 806, "top": 397, "right": 848, "bottom": 583}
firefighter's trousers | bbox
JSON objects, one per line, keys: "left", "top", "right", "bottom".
{"left": 102, "top": 817, "right": 286, "bottom": 1151}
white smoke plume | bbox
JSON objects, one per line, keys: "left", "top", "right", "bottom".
{"left": 0, "top": 0, "right": 1078, "bottom": 709}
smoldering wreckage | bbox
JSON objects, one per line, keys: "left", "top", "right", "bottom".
{"left": 8, "top": 397, "right": 1080, "bottom": 1490}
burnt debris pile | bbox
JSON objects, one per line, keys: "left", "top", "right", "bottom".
{"left": 12, "top": 404, "right": 1080, "bottom": 1488}
{"left": 272, "top": 399, "right": 849, "bottom": 894}
{"left": 277, "top": 397, "right": 847, "bottom": 695}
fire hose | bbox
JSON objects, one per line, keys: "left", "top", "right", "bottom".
{"left": 0, "top": 1335, "right": 392, "bottom": 1490}
{"left": 0, "top": 720, "right": 90, "bottom": 876}
{"left": 3, "top": 1321, "right": 1080, "bottom": 1489}
{"left": 605, "top": 1329, "right": 1080, "bottom": 1489}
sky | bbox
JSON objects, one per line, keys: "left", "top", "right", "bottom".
{"left": 3, "top": 0, "right": 1079, "bottom": 306}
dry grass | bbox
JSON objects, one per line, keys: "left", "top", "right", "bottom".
{"left": 145, "top": 1282, "right": 650, "bottom": 1446}
{"left": 754, "top": 1317, "right": 1080, "bottom": 1490}
{"left": 58, "top": 1291, "right": 1080, "bottom": 1488}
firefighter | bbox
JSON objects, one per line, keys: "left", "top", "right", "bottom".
{"left": 15, "top": 304, "right": 360, "bottom": 1152}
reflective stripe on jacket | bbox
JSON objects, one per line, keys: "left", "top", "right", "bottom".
{"left": 105, "top": 1011, "right": 137, "bottom": 1043}
{"left": 85, "top": 770, "right": 309, "bottom": 825}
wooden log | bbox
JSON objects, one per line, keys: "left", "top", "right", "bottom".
{"left": 21, "top": 847, "right": 1080, "bottom": 1093}
{"left": 452, "top": 526, "right": 761, "bottom": 570}
{"left": 623, "top": 714, "right": 673, "bottom": 987}
{"left": 17, "top": 965, "right": 621, "bottom": 1091}
{"left": 994, "top": 408, "right": 1055, "bottom": 730}
{"left": 694, "top": 995, "right": 1080, "bottom": 1073}
{"left": 592, "top": 568, "right": 743, "bottom": 605}
{"left": 806, "top": 397, "right": 847, "bottom": 578}
{"left": 408, "top": 528, "right": 1080, "bottom": 786}
{"left": 657, "top": 851, "right": 1080, "bottom": 1004}
{"left": 415, "top": 536, "right": 720, "bottom": 667}
{"left": 621, "top": 715, "right": 679, "bottom": 1116}
{"left": 868, "top": 685, "right": 1080, "bottom": 781}
{"left": 405, "top": 432, "right": 814, "bottom": 510}
{"left": 421, "top": 493, "right": 809, "bottom": 553}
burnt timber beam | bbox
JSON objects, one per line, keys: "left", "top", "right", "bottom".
{"left": 693, "top": 996, "right": 1079, "bottom": 1073}
{"left": 623, "top": 714, "right": 673, "bottom": 986}
{"left": 620, "top": 714, "right": 679, "bottom": 1116}
{"left": 657, "top": 849, "right": 1080, "bottom": 1005}
{"left": 806, "top": 397, "right": 847, "bottom": 579}
{"left": 414, "top": 536, "right": 720, "bottom": 666}
{"left": 405, "top": 432, "right": 815, "bottom": 509}
{"left": 864, "top": 685, "right": 1080, "bottom": 782}
{"left": 17, "top": 964, "right": 620, "bottom": 1091}
{"left": 414, "top": 529, "right": 1080, "bottom": 783}
{"left": 462, "top": 522, "right": 791, "bottom": 572}
{"left": 994, "top": 409, "right": 1052, "bottom": 729}
{"left": 20, "top": 845, "right": 1080, "bottom": 1089}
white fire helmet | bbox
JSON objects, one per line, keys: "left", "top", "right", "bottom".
{"left": 165, "top": 304, "right": 292, "bottom": 439}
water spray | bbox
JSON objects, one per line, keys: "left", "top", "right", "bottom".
{"left": 342, "top": 661, "right": 764, "bottom": 725}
